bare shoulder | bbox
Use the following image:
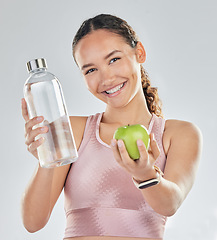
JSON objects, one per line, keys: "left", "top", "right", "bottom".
{"left": 69, "top": 115, "right": 88, "bottom": 127}
{"left": 161, "top": 118, "right": 203, "bottom": 197}
{"left": 165, "top": 119, "right": 202, "bottom": 138}
{"left": 69, "top": 115, "right": 88, "bottom": 150}
{"left": 163, "top": 119, "right": 202, "bottom": 156}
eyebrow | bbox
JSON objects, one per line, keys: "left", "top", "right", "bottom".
{"left": 104, "top": 50, "right": 121, "bottom": 60}
{"left": 81, "top": 50, "right": 122, "bottom": 71}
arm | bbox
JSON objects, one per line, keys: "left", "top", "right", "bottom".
{"left": 111, "top": 120, "right": 202, "bottom": 216}
{"left": 21, "top": 99, "right": 86, "bottom": 232}
{"left": 21, "top": 164, "right": 70, "bottom": 232}
{"left": 143, "top": 120, "right": 202, "bottom": 216}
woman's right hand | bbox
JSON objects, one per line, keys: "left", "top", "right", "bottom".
{"left": 21, "top": 98, "right": 48, "bottom": 159}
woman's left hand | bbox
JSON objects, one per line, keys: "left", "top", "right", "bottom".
{"left": 110, "top": 133, "right": 161, "bottom": 182}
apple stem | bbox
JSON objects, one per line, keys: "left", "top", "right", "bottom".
{"left": 128, "top": 124, "right": 130, "bottom": 126}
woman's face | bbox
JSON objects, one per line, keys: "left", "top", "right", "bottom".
{"left": 74, "top": 29, "right": 145, "bottom": 108}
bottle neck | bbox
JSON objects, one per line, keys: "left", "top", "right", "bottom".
{"left": 29, "top": 67, "right": 47, "bottom": 75}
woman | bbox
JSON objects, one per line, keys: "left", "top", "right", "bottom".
{"left": 21, "top": 14, "right": 202, "bottom": 240}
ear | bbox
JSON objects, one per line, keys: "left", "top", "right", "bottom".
{"left": 136, "top": 42, "right": 146, "bottom": 63}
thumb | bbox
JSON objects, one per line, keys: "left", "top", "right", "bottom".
{"left": 149, "top": 133, "right": 161, "bottom": 160}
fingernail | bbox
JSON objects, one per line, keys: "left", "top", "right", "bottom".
{"left": 111, "top": 139, "right": 116, "bottom": 147}
{"left": 37, "top": 116, "right": 43, "bottom": 121}
{"left": 39, "top": 137, "right": 45, "bottom": 142}
{"left": 40, "top": 127, "right": 47, "bottom": 132}
{"left": 117, "top": 140, "right": 123, "bottom": 148}
{"left": 137, "top": 139, "right": 143, "bottom": 147}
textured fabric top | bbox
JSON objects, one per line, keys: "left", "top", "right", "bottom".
{"left": 64, "top": 113, "right": 167, "bottom": 239}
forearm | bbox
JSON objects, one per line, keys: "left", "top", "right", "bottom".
{"left": 21, "top": 164, "right": 54, "bottom": 232}
{"left": 140, "top": 177, "right": 184, "bottom": 217}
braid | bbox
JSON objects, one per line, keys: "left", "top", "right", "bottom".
{"left": 141, "top": 65, "right": 163, "bottom": 117}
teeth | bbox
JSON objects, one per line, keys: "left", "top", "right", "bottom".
{"left": 105, "top": 83, "right": 124, "bottom": 94}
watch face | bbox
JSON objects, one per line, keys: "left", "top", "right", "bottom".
{"left": 138, "top": 179, "right": 159, "bottom": 189}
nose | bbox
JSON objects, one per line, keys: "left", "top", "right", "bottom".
{"left": 100, "top": 67, "right": 115, "bottom": 86}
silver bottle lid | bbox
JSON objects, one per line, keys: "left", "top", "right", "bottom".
{"left": 26, "top": 58, "right": 47, "bottom": 73}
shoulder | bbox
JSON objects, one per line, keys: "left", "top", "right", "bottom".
{"left": 69, "top": 115, "right": 88, "bottom": 150}
{"left": 165, "top": 119, "right": 202, "bottom": 138}
{"left": 163, "top": 119, "right": 202, "bottom": 156}
{"left": 69, "top": 115, "right": 88, "bottom": 127}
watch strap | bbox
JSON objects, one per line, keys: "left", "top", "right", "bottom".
{"left": 132, "top": 165, "right": 164, "bottom": 189}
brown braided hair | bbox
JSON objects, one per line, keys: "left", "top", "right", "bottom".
{"left": 72, "top": 14, "right": 163, "bottom": 117}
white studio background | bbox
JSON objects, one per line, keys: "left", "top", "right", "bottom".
{"left": 0, "top": 0, "right": 216, "bottom": 239}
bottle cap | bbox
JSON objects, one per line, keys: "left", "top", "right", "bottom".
{"left": 26, "top": 58, "right": 47, "bottom": 73}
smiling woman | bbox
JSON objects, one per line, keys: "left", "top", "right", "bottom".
{"left": 21, "top": 14, "right": 202, "bottom": 240}
{"left": 73, "top": 15, "right": 162, "bottom": 117}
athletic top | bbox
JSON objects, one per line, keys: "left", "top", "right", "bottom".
{"left": 64, "top": 112, "right": 167, "bottom": 239}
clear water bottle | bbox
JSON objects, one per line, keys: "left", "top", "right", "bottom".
{"left": 24, "top": 58, "right": 78, "bottom": 168}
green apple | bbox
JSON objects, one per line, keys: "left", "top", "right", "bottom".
{"left": 113, "top": 124, "right": 150, "bottom": 160}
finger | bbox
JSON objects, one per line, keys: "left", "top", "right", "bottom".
{"left": 110, "top": 139, "right": 125, "bottom": 167}
{"left": 21, "top": 98, "right": 29, "bottom": 122}
{"left": 149, "top": 133, "right": 161, "bottom": 160}
{"left": 28, "top": 137, "right": 44, "bottom": 153}
{"left": 136, "top": 139, "right": 149, "bottom": 167}
{"left": 25, "top": 126, "right": 48, "bottom": 145}
{"left": 25, "top": 116, "right": 44, "bottom": 136}
{"left": 116, "top": 140, "right": 137, "bottom": 170}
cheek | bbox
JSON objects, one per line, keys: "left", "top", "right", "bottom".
{"left": 84, "top": 76, "right": 97, "bottom": 93}
{"left": 121, "top": 62, "right": 140, "bottom": 83}
{"left": 130, "top": 59, "right": 141, "bottom": 81}
{"left": 116, "top": 58, "right": 140, "bottom": 78}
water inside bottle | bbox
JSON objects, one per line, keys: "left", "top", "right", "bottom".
{"left": 37, "top": 115, "right": 78, "bottom": 168}
{"left": 24, "top": 80, "right": 78, "bottom": 168}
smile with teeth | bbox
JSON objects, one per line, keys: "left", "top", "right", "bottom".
{"left": 104, "top": 83, "right": 125, "bottom": 94}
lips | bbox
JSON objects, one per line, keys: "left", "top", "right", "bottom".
{"left": 104, "top": 82, "right": 126, "bottom": 95}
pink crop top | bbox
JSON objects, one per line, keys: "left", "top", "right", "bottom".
{"left": 64, "top": 113, "right": 167, "bottom": 239}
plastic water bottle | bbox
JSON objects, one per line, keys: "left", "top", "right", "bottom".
{"left": 24, "top": 58, "right": 78, "bottom": 168}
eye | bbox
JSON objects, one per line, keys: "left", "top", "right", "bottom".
{"left": 85, "top": 68, "right": 97, "bottom": 75}
{"left": 109, "top": 57, "right": 120, "bottom": 64}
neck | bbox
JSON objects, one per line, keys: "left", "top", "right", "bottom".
{"left": 102, "top": 89, "right": 152, "bottom": 127}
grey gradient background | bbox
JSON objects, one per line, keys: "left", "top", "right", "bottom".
{"left": 0, "top": 0, "right": 217, "bottom": 239}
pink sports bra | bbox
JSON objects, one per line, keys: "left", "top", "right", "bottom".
{"left": 64, "top": 113, "right": 167, "bottom": 239}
